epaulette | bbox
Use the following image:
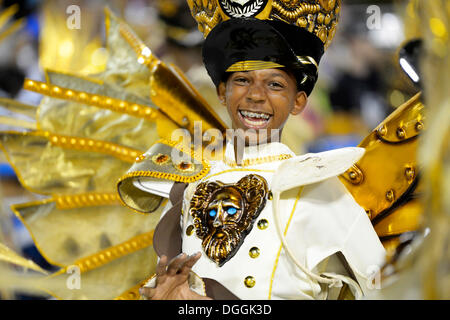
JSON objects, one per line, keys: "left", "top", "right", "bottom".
{"left": 339, "top": 92, "right": 424, "bottom": 256}
{"left": 117, "top": 140, "right": 210, "bottom": 214}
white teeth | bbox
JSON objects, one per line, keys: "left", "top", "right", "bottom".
{"left": 240, "top": 110, "right": 271, "bottom": 120}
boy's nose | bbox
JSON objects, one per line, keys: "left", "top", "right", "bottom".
{"left": 246, "top": 82, "right": 265, "bottom": 103}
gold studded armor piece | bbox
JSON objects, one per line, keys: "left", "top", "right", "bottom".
{"left": 186, "top": 0, "right": 341, "bottom": 48}
{"left": 339, "top": 92, "right": 425, "bottom": 258}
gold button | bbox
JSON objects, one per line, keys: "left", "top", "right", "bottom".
{"left": 186, "top": 225, "right": 195, "bottom": 236}
{"left": 378, "top": 125, "right": 387, "bottom": 136}
{"left": 249, "top": 247, "right": 260, "bottom": 258}
{"left": 244, "top": 276, "right": 255, "bottom": 288}
{"left": 415, "top": 121, "right": 424, "bottom": 132}
{"left": 268, "top": 191, "right": 273, "bottom": 200}
{"left": 257, "top": 219, "right": 269, "bottom": 230}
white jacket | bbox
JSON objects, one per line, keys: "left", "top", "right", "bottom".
{"left": 142, "top": 141, "right": 386, "bottom": 299}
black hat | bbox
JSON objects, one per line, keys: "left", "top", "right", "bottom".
{"left": 202, "top": 18, "right": 324, "bottom": 95}
{"left": 187, "top": 0, "right": 341, "bottom": 96}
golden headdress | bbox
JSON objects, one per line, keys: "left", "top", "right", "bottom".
{"left": 187, "top": 0, "right": 341, "bottom": 49}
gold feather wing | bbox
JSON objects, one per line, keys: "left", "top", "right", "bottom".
{"left": 0, "top": 8, "right": 226, "bottom": 300}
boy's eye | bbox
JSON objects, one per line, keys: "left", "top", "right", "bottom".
{"left": 234, "top": 77, "right": 249, "bottom": 84}
{"left": 268, "top": 81, "right": 284, "bottom": 89}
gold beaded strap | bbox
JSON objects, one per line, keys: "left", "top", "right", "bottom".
{"left": 0, "top": 130, "right": 143, "bottom": 166}
{"left": 54, "top": 192, "right": 121, "bottom": 210}
{"left": 118, "top": 21, "right": 158, "bottom": 69}
{"left": 53, "top": 230, "right": 154, "bottom": 275}
{"left": 223, "top": 154, "right": 293, "bottom": 167}
{"left": 76, "top": 231, "right": 154, "bottom": 274}
{"left": 46, "top": 131, "right": 143, "bottom": 164}
{"left": 23, "top": 79, "right": 159, "bottom": 122}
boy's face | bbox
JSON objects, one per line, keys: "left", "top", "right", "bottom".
{"left": 217, "top": 68, "right": 307, "bottom": 144}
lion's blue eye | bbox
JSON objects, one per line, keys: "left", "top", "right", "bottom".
{"left": 226, "top": 207, "right": 237, "bottom": 215}
{"left": 208, "top": 209, "right": 217, "bottom": 217}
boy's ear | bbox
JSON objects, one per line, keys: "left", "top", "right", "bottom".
{"left": 217, "top": 82, "right": 227, "bottom": 106}
{"left": 290, "top": 91, "right": 307, "bottom": 115}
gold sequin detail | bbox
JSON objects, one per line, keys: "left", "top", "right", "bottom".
{"left": 175, "top": 160, "right": 195, "bottom": 172}
{"left": 151, "top": 153, "right": 171, "bottom": 165}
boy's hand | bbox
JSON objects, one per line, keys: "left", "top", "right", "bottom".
{"left": 139, "top": 252, "right": 211, "bottom": 300}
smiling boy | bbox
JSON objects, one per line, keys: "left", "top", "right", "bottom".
{"left": 219, "top": 68, "right": 307, "bottom": 145}
{"left": 118, "top": 1, "right": 386, "bottom": 300}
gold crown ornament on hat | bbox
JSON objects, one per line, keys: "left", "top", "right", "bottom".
{"left": 186, "top": 0, "right": 341, "bottom": 49}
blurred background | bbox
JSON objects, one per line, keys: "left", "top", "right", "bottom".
{"left": 0, "top": 0, "right": 423, "bottom": 299}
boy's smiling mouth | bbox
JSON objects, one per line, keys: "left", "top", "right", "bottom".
{"left": 238, "top": 109, "right": 272, "bottom": 129}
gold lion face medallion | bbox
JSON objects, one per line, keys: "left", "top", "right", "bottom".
{"left": 189, "top": 174, "right": 268, "bottom": 266}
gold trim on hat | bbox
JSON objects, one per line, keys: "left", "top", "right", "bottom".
{"left": 225, "top": 55, "right": 317, "bottom": 74}
{"left": 297, "top": 55, "right": 318, "bottom": 69}
{"left": 226, "top": 60, "right": 285, "bottom": 72}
